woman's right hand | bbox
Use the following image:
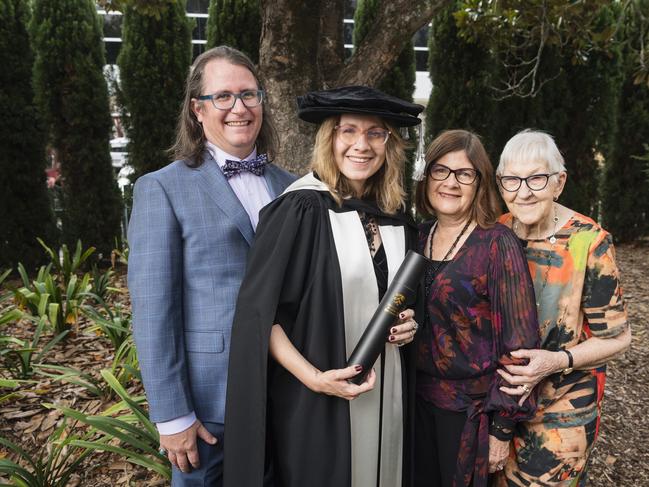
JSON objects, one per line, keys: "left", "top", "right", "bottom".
{"left": 311, "top": 365, "right": 376, "bottom": 400}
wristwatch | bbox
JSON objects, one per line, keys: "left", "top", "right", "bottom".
{"left": 562, "top": 349, "right": 574, "bottom": 375}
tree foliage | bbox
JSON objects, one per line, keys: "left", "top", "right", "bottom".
{"left": 31, "top": 0, "right": 122, "bottom": 256}
{"left": 118, "top": 0, "right": 192, "bottom": 179}
{"left": 602, "top": 7, "right": 649, "bottom": 242}
{"left": 206, "top": 0, "right": 261, "bottom": 63}
{"left": 425, "top": 1, "right": 497, "bottom": 155}
{"left": 0, "top": 0, "right": 57, "bottom": 270}
{"left": 456, "top": 0, "right": 620, "bottom": 98}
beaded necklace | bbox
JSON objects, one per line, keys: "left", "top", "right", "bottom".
{"left": 424, "top": 219, "right": 473, "bottom": 316}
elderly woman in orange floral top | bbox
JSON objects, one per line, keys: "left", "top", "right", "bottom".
{"left": 494, "top": 129, "right": 631, "bottom": 486}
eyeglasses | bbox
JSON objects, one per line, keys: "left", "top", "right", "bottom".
{"left": 428, "top": 164, "right": 479, "bottom": 185}
{"left": 198, "top": 90, "right": 264, "bottom": 110}
{"left": 334, "top": 125, "right": 391, "bottom": 147}
{"left": 497, "top": 173, "right": 559, "bottom": 192}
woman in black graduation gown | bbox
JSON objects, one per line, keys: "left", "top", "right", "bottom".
{"left": 224, "top": 86, "right": 424, "bottom": 487}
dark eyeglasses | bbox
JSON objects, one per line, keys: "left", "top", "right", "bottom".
{"left": 198, "top": 90, "right": 264, "bottom": 110}
{"left": 428, "top": 164, "right": 479, "bottom": 185}
{"left": 497, "top": 173, "right": 559, "bottom": 192}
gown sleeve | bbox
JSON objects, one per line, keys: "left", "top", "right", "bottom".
{"left": 581, "top": 232, "right": 628, "bottom": 340}
{"left": 485, "top": 227, "right": 540, "bottom": 438}
{"left": 223, "top": 191, "right": 321, "bottom": 487}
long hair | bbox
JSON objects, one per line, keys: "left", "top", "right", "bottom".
{"left": 170, "top": 46, "right": 279, "bottom": 166}
{"left": 415, "top": 129, "right": 500, "bottom": 227}
{"left": 311, "top": 116, "right": 407, "bottom": 214}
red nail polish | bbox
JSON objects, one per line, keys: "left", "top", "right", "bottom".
{"left": 399, "top": 312, "right": 405, "bottom": 319}
{"left": 391, "top": 327, "right": 397, "bottom": 334}
{"left": 389, "top": 335, "right": 395, "bottom": 342}
{"left": 354, "top": 365, "right": 363, "bottom": 372}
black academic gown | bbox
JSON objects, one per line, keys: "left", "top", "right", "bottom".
{"left": 223, "top": 182, "right": 418, "bottom": 487}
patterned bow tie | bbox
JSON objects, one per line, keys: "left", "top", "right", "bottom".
{"left": 222, "top": 153, "right": 268, "bottom": 179}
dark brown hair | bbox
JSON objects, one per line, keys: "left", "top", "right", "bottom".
{"left": 170, "top": 46, "right": 279, "bottom": 167}
{"left": 415, "top": 129, "right": 500, "bottom": 227}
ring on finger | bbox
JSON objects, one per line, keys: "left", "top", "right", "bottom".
{"left": 522, "top": 384, "right": 530, "bottom": 393}
{"left": 397, "top": 342, "right": 405, "bottom": 347}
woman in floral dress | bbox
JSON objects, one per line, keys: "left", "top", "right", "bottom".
{"left": 494, "top": 129, "right": 631, "bottom": 486}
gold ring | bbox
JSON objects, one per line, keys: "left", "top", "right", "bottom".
{"left": 522, "top": 384, "right": 530, "bottom": 393}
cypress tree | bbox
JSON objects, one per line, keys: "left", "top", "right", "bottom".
{"left": 354, "top": 0, "right": 417, "bottom": 192}
{"left": 118, "top": 2, "right": 192, "bottom": 180}
{"left": 492, "top": 7, "right": 622, "bottom": 216}
{"left": 425, "top": 2, "right": 497, "bottom": 154}
{"left": 602, "top": 12, "right": 649, "bottom": 241}
{"left": 31, "top": 0, "right": 122, "bottom": 256}
{"left": 206, "top": 0, "right": 261, "bottom": 63}
{"left": 0, "top": 0, "right": 57, "bottom": 271}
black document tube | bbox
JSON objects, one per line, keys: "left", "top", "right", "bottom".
{"left": 346, "top": 250, "right": 429, "bottom": 385}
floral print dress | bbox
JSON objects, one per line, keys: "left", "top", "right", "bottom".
{"left": 496, "top": 212, "right": 629, "bottom": 487}
{"left": 416, "top": 222, "right": 540, "bottom": 487}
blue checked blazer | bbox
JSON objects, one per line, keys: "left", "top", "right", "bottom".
{"left": 127, "top": 152, "right": 295, "bottom": 424}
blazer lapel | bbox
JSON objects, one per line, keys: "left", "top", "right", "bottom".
{"left": 263, "top": 164, "right": 288, "bottom": 198}
{"left": 196, "top": 153, "right": 254, "bottom": 245}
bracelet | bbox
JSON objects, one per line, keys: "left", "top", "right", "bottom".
{"left": 562, "top": 349, "right": 574, "bottom": 375}
{"left": 489, "top": 420, "right": 514, "bottom": 441}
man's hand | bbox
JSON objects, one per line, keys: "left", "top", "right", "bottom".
{"left": 160, "top": 420, "right": 217, "bottom": 473}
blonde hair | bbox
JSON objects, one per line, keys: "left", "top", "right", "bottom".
{"left": 311, "top": 116, "right": 407, "bottom": 214}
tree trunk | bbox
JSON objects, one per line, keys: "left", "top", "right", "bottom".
{"left": 259, "top": 0, "right": 451, "bottom": 174}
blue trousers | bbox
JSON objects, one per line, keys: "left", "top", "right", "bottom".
{"left": 171, "top": 422, "right": 224, "bottom": 487}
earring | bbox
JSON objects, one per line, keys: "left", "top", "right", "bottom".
{"left": 553, "top": 196, "right": 558, "bottom": 202}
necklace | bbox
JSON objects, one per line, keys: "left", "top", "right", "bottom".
{"left": 427, "top": 218, "right": 472, "bottom": 276}
{"left": 514, "top": 205, "right": 559, "bottom": 306}
{"left": 424, "top": 219, "right": 473, "bottom": 329}
{"left": 359, "top": 212, "right": 379, "bottom": 253}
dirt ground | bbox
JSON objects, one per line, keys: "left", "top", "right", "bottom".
{"left": 587, "top": 243, "right": 649, "bottom": 487}
{"left": 0, "top": 243, "right": 647, "bottom": 486}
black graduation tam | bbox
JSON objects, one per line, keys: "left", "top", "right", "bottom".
{"left": 297, "top": 85, "right": 423, "bottom": 127}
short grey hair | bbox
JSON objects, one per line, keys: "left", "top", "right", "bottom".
{"left": 497, "top": 129, "right": 566, "bottom": 175}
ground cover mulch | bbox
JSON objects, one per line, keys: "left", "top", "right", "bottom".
{"left": 587, "top": 243, "right": 649, "bottom": 487}
{"left": 1, "top": 243, "right": 647, "bottom": 486}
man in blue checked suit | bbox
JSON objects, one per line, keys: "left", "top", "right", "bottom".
{"left": 127, "top": 46, "right": 295, "bottom": 486}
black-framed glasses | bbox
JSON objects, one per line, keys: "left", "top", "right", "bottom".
{"left": 428, "top": 164, "right": 479, "bottom": 185}
{"left": 334, "top": 125, "right": 391, "bottom": 147}
{"left": 198, "top": 90, "right": 264, "bottom": 110}
{"left": 497, "top": 172, "right": 559, "bottom": 192}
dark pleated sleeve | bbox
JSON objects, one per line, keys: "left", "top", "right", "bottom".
{"left": 484, "top": 226, "right": 540, "bottom": 432}
{"left": 223, "top": 191, "right": 320, "bottom": 487}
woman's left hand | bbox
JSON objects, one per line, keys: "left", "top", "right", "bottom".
{"left": 498, "top": 348, "right": 565, "bottom": 405}
{"left": 388, "top": 308, "right": 418, "bottom": 347}
{"left": 488, "top": 435, "right": 510, "bottom": 473}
